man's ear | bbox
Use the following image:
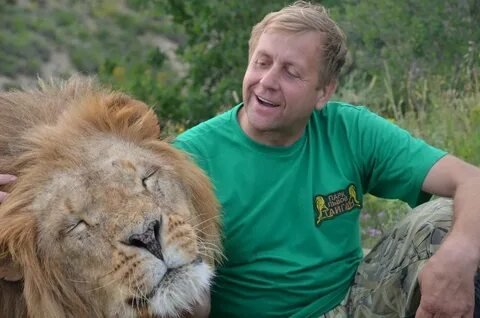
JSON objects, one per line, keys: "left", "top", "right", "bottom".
{"left": 315, "top": 80, "right": 337, "bottom": 110}
{"left": 0, "top": 253, "right": 23, "bottom": 282}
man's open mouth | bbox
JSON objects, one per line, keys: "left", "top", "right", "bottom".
{"left": 256, "top": 95, "right": 279, "bottom": 107}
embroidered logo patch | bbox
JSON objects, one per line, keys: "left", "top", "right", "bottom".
{"left": 314, "top": 184, "right": 361, "bottom": 225}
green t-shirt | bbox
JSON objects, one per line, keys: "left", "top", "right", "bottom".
{"left": 173, "top": 102, "right": 447, "bottom": 317}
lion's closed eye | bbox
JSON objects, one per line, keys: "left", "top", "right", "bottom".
{"left": 141, "top": 168, "right": 159, "bottom": 188}
{"left": 65, "top": 220, "right": 88, "bottom": 234}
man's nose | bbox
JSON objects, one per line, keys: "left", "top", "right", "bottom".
{"left": 259, "top": 66, "right": 280, "bottom": 90}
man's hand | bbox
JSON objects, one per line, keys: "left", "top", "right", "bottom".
{"left": 0, "top": 174, "right": 16, "bottom": 203}
{"left": 416, "top": 236, "right": 477, "bottom": 318}
{"left": 420, "top": 155, "right": 480, "bottom": 317}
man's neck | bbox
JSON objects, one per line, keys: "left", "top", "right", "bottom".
{"left": 237, "top": 107, "right": 305, "bottom": 147}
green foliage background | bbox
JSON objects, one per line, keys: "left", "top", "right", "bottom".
{"left": 1, "top": 0, "right": 479, "bottom": 247}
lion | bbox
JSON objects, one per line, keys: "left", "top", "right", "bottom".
{"left": 0, "top": 77, "right": 222, "bottom": 318}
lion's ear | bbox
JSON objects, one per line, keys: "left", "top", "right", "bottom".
{"left": 102, "top": 94, "right": 161, "bottom": 139}
{"left": 0, "top": 253, "right": 23, "bottom": 282}
{"left": 69, "top": 92, "right": 161, "bottom": 142}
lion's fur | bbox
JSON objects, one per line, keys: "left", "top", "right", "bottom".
{"left": 0, "top": 77, "right": 221, "bottom": 318}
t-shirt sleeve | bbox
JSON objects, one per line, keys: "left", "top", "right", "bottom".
{"left": 171, "top": 137, "right": 190, "bottom": 154}
{"left": 172, "top": 136, "right": 209, "bottom": 173}
{"left": 350, "top": 108, "right": 447, "bottom": 207}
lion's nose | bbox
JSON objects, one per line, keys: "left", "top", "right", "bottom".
{"left": 128, "top": 219, "right": 163, "bottom": 260}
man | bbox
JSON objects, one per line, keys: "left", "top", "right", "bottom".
{"left": 172, "top": 1, "right": 480, "bottom": 317}
{"left": 1, "top": 2, "right": 479, "bottom": 318}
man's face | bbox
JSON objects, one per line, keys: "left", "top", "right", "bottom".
{"left": 240, "top": 29, "right": 329, "bottom": 146}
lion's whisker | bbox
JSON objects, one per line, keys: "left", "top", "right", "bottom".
{"left": 86, "top": 276, "right": 122, "bottom": 292}
{"left": 187, "top": 215, "right": 220, "bottom": 228}
{"left": 66, "top": 278, "right": 97, "bottom": 284}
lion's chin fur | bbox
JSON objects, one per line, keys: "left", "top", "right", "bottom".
{"left": 0, "top": 76, "right": 221, "bottom": 318}
{"left": 119, "top": 261, "right": 213, "bottom": 318}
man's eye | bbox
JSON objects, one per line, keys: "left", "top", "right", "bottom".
{"left": 254, "top": 59, "right": 269, "bottom": 67}
{"left": 286, "top": 68, "right": 300, "bottom": 78}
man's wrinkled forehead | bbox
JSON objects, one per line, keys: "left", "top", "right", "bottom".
{"left": 250, "top": 27, "right": 325, "bottom": 56}
{"left": 252, "top": 28, "right": 325, "bottom": 62}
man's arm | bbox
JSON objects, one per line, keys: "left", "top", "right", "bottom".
{"left": 0, "top": 174, "right": 16, "bottom": 203}
{"left": 417, "top": 154, "right": 480, "bottom": 317}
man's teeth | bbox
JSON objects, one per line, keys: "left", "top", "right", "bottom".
{"left": 257, "top": 96, "right": 277, "bottom": 107}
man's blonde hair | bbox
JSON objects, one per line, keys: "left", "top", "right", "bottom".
{"left": 248, "top": 1, "right": 347, "bottom": 87}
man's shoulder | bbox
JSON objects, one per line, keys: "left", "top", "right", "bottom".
{"left": 178, "top": 106, "right": 237, "bottom": 139}
{"left": 174, "top": 105, "right": 239, "bottom": 151}
{"left": 308, "top": 101, "right": 370, "bottom": 130}
{"left": 315, "top": 101, "right": 385, "bottom": 129}
{"left": 320, "top": 101, "right": 371, "bottom": 118}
